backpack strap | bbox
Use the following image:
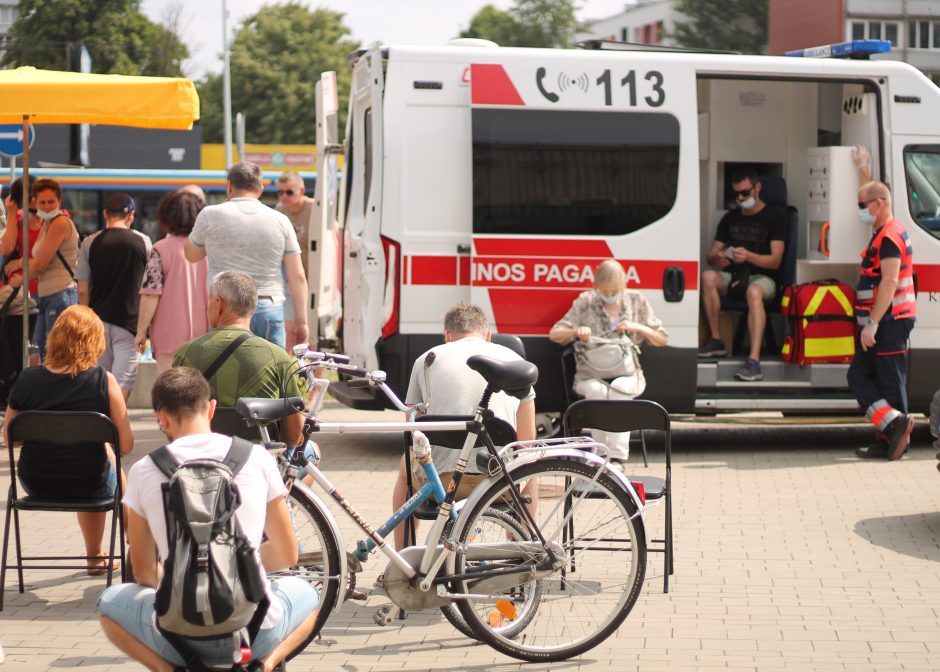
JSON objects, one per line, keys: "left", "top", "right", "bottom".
{"left": 202, "top": 332, "right": 251, "bottom": 382}
{"left": 222, "top": 436, "right": 254, "bottom": 477}
{"left": 52, "top": 216, "right": 81, "bottom": 279}
{"left": 149, "top": 445, "right": 180, "bottom": 479}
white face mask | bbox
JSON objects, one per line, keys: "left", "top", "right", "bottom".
{"left": 36, "top": 208, "right": 61, "bottom": 222}
{"left": 739, "top": 196, "right": 756, "bottom": 210}
{"left": 858, "top": 206, "right": 875, "bottom": 226}
{"left": 597, "top": 290, "right": 622, "bottom": 305}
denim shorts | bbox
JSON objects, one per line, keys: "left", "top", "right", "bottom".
{"left": 249, "top": 298, "right": 286, "bottom": 349}
{"left": 35, "top": 285, "right": 78, "bottom": 360}
{"left": 20, "top": 461, "right": 116, "bottom": 500}
{"left": 97, "top": 576, "right": 319, "bottom": 666}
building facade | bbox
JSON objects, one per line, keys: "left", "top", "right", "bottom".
{"left": 578, "top": 0, "right": 681, "bottom": 46}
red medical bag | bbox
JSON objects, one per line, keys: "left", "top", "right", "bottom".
{"left": 780, "top": 280, "right": 857, "bottom": 365}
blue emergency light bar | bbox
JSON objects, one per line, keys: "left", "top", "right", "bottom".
{"left": 785, "top": 39, "right": 892, "bottom": 58}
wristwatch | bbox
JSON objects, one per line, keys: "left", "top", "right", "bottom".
{"left": 865, "top": 318, "right": 877, "bottom": 327}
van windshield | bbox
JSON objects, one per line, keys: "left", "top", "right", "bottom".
{"left": 472, "top": 108, "right": 680, "bottom": 236}
{"left": 904, "top": 145, "right": 940, "bottom": 239}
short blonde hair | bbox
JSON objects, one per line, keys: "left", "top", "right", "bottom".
{"left": 593, "top": 259, "right": 626, "bottom": 288}
{"left": 43, "top": 305, "right": 106, "bottom": 375}
{"left": 860, "top": 180, "right": 892, "bottom": 208}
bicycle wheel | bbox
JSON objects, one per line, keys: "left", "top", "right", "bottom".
{"left": 440, "top": 507, "right": 542, "bottom": 640}
{"left": 275, "top": 487, "right": 342, "bottom": 659}
{"left": 452, "top": 458, "right": 646, "bottom": 662}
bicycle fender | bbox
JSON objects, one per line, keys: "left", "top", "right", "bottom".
{"left": 291, "top": 481, "right": 348, "bottom": 614}
{"left": 450, "top": 447, "right": 648, "bottom": 544}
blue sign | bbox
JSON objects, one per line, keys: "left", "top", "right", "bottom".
{"left": 0, "top": 124, "right": 36, "bottom": 158}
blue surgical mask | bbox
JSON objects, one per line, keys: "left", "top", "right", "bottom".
{"left": 597, "top": 291, "right": 621, "bottom": 305}
{"left": 858, "top": 207, "right": 874, "bottom": 226}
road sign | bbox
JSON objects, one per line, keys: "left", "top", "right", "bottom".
{"left": 0, "top": 124, "right": 36, "bottom": 158}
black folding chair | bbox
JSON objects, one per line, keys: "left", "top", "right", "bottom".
{"left": 2, "top": 411, "right": 125, "bottom": 610}
{"left": 563, "top": 399, "right": 673, "bottom": 593}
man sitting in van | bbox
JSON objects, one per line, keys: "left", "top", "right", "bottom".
{"left": 698, "top": 167, "right": 787, "bottom": 382}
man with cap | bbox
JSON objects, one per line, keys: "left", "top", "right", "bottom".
{"left": 77, "top": 194, "right": 152, "bottom": 400}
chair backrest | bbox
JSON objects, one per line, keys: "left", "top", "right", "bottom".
{"left": 759, "top": 175, "right": 798, "bottom": 298}
{"left": 415, "top": 414, "right": 517, "bottom": 450}
{"left": 9, "top": 410, "right": 119, "bottom": 446}
{"left": 563, "top": 399, "right": 669, "bottom": 436}
{"left": 490, "top": 333, "right": 526, "bottom": 359}
{"left": 210, "top": 406, "right": 268, "bottom": 441}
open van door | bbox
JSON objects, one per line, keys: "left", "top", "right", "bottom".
{"left": 310, "top": 71, "right": 343, "bottom": 348}
{"left": 342, "top": 49, "right": 386, "bottom": 369}
{"left": 467, "top": 58, "right": 700, "bottom": 412}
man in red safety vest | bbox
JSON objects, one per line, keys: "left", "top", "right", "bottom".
{"left": 848, "top": 149, "right": 917, "bottom": 460}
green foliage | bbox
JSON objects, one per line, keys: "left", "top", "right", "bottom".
{"left": 198, "top": 3, "right": 358, "bottom": 144}
{"left": 460, "top": 0, "right": 579, "bottom": 48}
{"left": 671, "top": 0, "right": 768, "bottom": 54}
{"left": 1, "top": 0, "right": 188, "bottom": 76}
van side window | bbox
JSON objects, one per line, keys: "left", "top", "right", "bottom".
{"left": 472, "top": 108, "right": 679, "bottom": 236}
{"left": 363, "top": 107, "right": 373, "bottom": 216}
{"left": 903, "top": 145, "right": 940, "bottom": 240}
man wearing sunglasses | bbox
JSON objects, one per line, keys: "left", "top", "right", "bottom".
{"left": 275, "top": 172, "right": 314, "bottom": 351}
{"left": 848, "top": 146, "right": 917, "bottom": 461}
{"left": 699, "top": 167, "right": 787, "bottom": 382}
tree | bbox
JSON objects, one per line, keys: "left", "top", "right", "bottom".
{"left": 1, "top": 0, "right": 188, "bottom": 76}
{"left": 671, "top": 0, "right": 768, "bottom": 54}
{"left": 198, "top": 3, "right": 358, "bottom": 144}
{"left": 460, "top": 0, "right": 579, "bottom": 48}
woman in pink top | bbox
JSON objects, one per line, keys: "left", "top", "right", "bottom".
{"left": 135, "top": 190, "right": 208, "bottom": 373}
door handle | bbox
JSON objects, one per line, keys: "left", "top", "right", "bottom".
{"left": 663, "top": 266, "right": 685, "bottom": 302}
{"left": 457, "top": 244, "right": 471, "bottom": 254}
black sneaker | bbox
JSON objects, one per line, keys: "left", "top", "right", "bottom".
{"left": 886, "top": 414, "right": 915, "bottom": 461}
{"left": 698, "top": 338, "right": 727, "bottom": 358}
{"left": 855, "top": 437, "right": 889, "bottom": 459}
{"left": 735, "top": 359, "right": 763, "bottom": 381}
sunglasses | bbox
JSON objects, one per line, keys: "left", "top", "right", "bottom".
{"left": 277, "top": 189, "right": 295, "bottom": 197}
{"left": 858, "top": 198, "right": 881, "bottom": 209}
{"left": 734, "top": 188, "right": 753, "bottom": 198}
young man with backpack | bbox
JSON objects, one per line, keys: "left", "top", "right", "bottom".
{"left": 97, "top": 367, "right": 319, "bottom": 671}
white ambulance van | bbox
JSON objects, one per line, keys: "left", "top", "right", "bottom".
{"left": 310, "top": 39, "right": 940, "bottom": 417}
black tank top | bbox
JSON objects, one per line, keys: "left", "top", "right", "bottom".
{"left": 9, "top": 366, "right": 111, "bottom": 498}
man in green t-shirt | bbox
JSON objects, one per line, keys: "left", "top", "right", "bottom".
{"left": 173, "top": 271, "right": 310, "bottom": 452}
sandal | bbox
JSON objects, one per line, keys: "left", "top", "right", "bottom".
{"left": 87, "top": 557, "right": 121, "bottom": 576}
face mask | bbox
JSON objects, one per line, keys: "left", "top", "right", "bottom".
{"left": 739, "top": 196, "right": 756, "bottom": 210}
{"left": 36, "top": 208, "right": 60, "bottom": 222}
{"left": 858, "top": 207, "right": 874, "bottom": 226}
{"left": 597, "top": 291, "right": 621, "bottom": 305}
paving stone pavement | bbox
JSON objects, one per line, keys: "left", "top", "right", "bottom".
{"left": 2, "top": 406, "right": 939, "bottom": 671}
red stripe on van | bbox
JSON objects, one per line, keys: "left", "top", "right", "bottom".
{"left": 459, "top": 255, "right": 472, "bottom": 285}
{"left": 472, "top": 257, "right": 699, "bottom": 290}
{"left": 409, "top": 256, "right": 458, "bottom": 285}
{"left": 916, "top": 263, "right": 940, "bottom": 293}
{"left": 470, "top": 64, "right": 525, "bottom": 106}
{"left": 473, "top": 238, "right": 613, "bottom": 257}
{"left": 488, "top": 288, "right": 588, "bottom": 335}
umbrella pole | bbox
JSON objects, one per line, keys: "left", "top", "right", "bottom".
{"left": 21, "top": 115, "right": 30, "bottom": 370}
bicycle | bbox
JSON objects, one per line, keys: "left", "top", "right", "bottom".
{"left": 237, "top": 348, "right": 651, "bottom": 662}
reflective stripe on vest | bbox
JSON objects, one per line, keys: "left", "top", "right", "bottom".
{"left": 855, "top": 219, "right": 916, "bottom": 321}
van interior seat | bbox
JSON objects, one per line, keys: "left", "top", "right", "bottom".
{"left": 718, "top": 174, "right": 799, "bottom": 356}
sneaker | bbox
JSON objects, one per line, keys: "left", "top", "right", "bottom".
{"left": 735, "top": 359, "right": 763, "bottom": 381}
{"left": 698, "top": 338, "right": 727, "bottom": 358}
{"left": 885, "top": 414, "right": 915, "bottom": 461}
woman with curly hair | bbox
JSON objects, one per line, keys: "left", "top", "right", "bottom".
{"left": 134, "top": 189, "right": 209, "bottom": 373}
{"left": 3, "top": 305, "right": 134, "bottom": 574}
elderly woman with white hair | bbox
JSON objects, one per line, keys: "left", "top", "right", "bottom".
{"left": 549, "top": 259, "right": 668, "bottom": 462}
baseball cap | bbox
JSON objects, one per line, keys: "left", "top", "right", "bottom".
{"left": 105, "top": 193, "right": 135, "bottom": 215}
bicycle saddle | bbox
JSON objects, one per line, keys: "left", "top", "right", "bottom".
{"left": 466, "top": 355, "right": 538, "bottom": 399}
{"left": 236, "top": 396, "right": 305, "bottom": 422}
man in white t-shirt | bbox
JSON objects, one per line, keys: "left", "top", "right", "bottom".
{"left": 98, "top": 367, "right": 319, "bottom": 670}
{"left": 391, "top": 302, "right": 536, "bottom": 549}
{"left": 184, "top": 161, "right": 309, "bottom": 349}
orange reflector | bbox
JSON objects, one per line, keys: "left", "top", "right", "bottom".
{"left": 631, "top": 481, "right": 646, "bottom": 504}
{"left": 495, "top": 598, "right": 517, "bottom": 620}
{"left": 487, "top": 610, "right": 503, "bottom": 627}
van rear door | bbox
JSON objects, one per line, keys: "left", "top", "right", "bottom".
{"left": 343, "top": 49, "right": 386, "bottom": 369}
{"left": 467, "top": 57, "right": 700, "bottom": 412}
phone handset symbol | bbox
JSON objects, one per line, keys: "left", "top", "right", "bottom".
{"left": 536, "top": 67, "right": 559, "bottom": 103}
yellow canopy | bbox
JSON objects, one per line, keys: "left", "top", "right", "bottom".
{"left": 0, "top": 66, "right": 200, "bottom": 129}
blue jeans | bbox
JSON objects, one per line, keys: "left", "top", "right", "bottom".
{"left": 98, "top": 576, "right": 319, "bottom": 666}
{"left": 250, "top": 298, "right": 286, "bottom": 349}
{"left": 36, "top": 285, "right": 78, "bottom": 360}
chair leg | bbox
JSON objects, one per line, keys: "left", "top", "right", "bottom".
{"left": 106, "top": 506, "right": 118, "bottom": 587}
{"left": 663, "top": 491, "right": 673, "bottom": 594}
{"left": 639, "top": 430, "right": 648, "bottom": 468}
{"left": 11, "top": 506, "right": 24, "bottom": 593}
{"left": 1, "top": 499, "right": 12, "bottom": 610}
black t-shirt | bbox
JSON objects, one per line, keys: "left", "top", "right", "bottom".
{"left": 86, "top": 228, "right": 150, "bottom": 333}
{"left": 9, "top": 366, "right": 111, "bottom": 498}
{"left": 715, "top": 205, "right": 788, "bottom": 281}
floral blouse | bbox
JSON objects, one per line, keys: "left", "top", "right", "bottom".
{"left": 552, "top": 289, "right": 668, "bottom": 347}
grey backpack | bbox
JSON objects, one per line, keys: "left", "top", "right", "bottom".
{"left": 150, "top": 437, "right": 268, "bottom": 668}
